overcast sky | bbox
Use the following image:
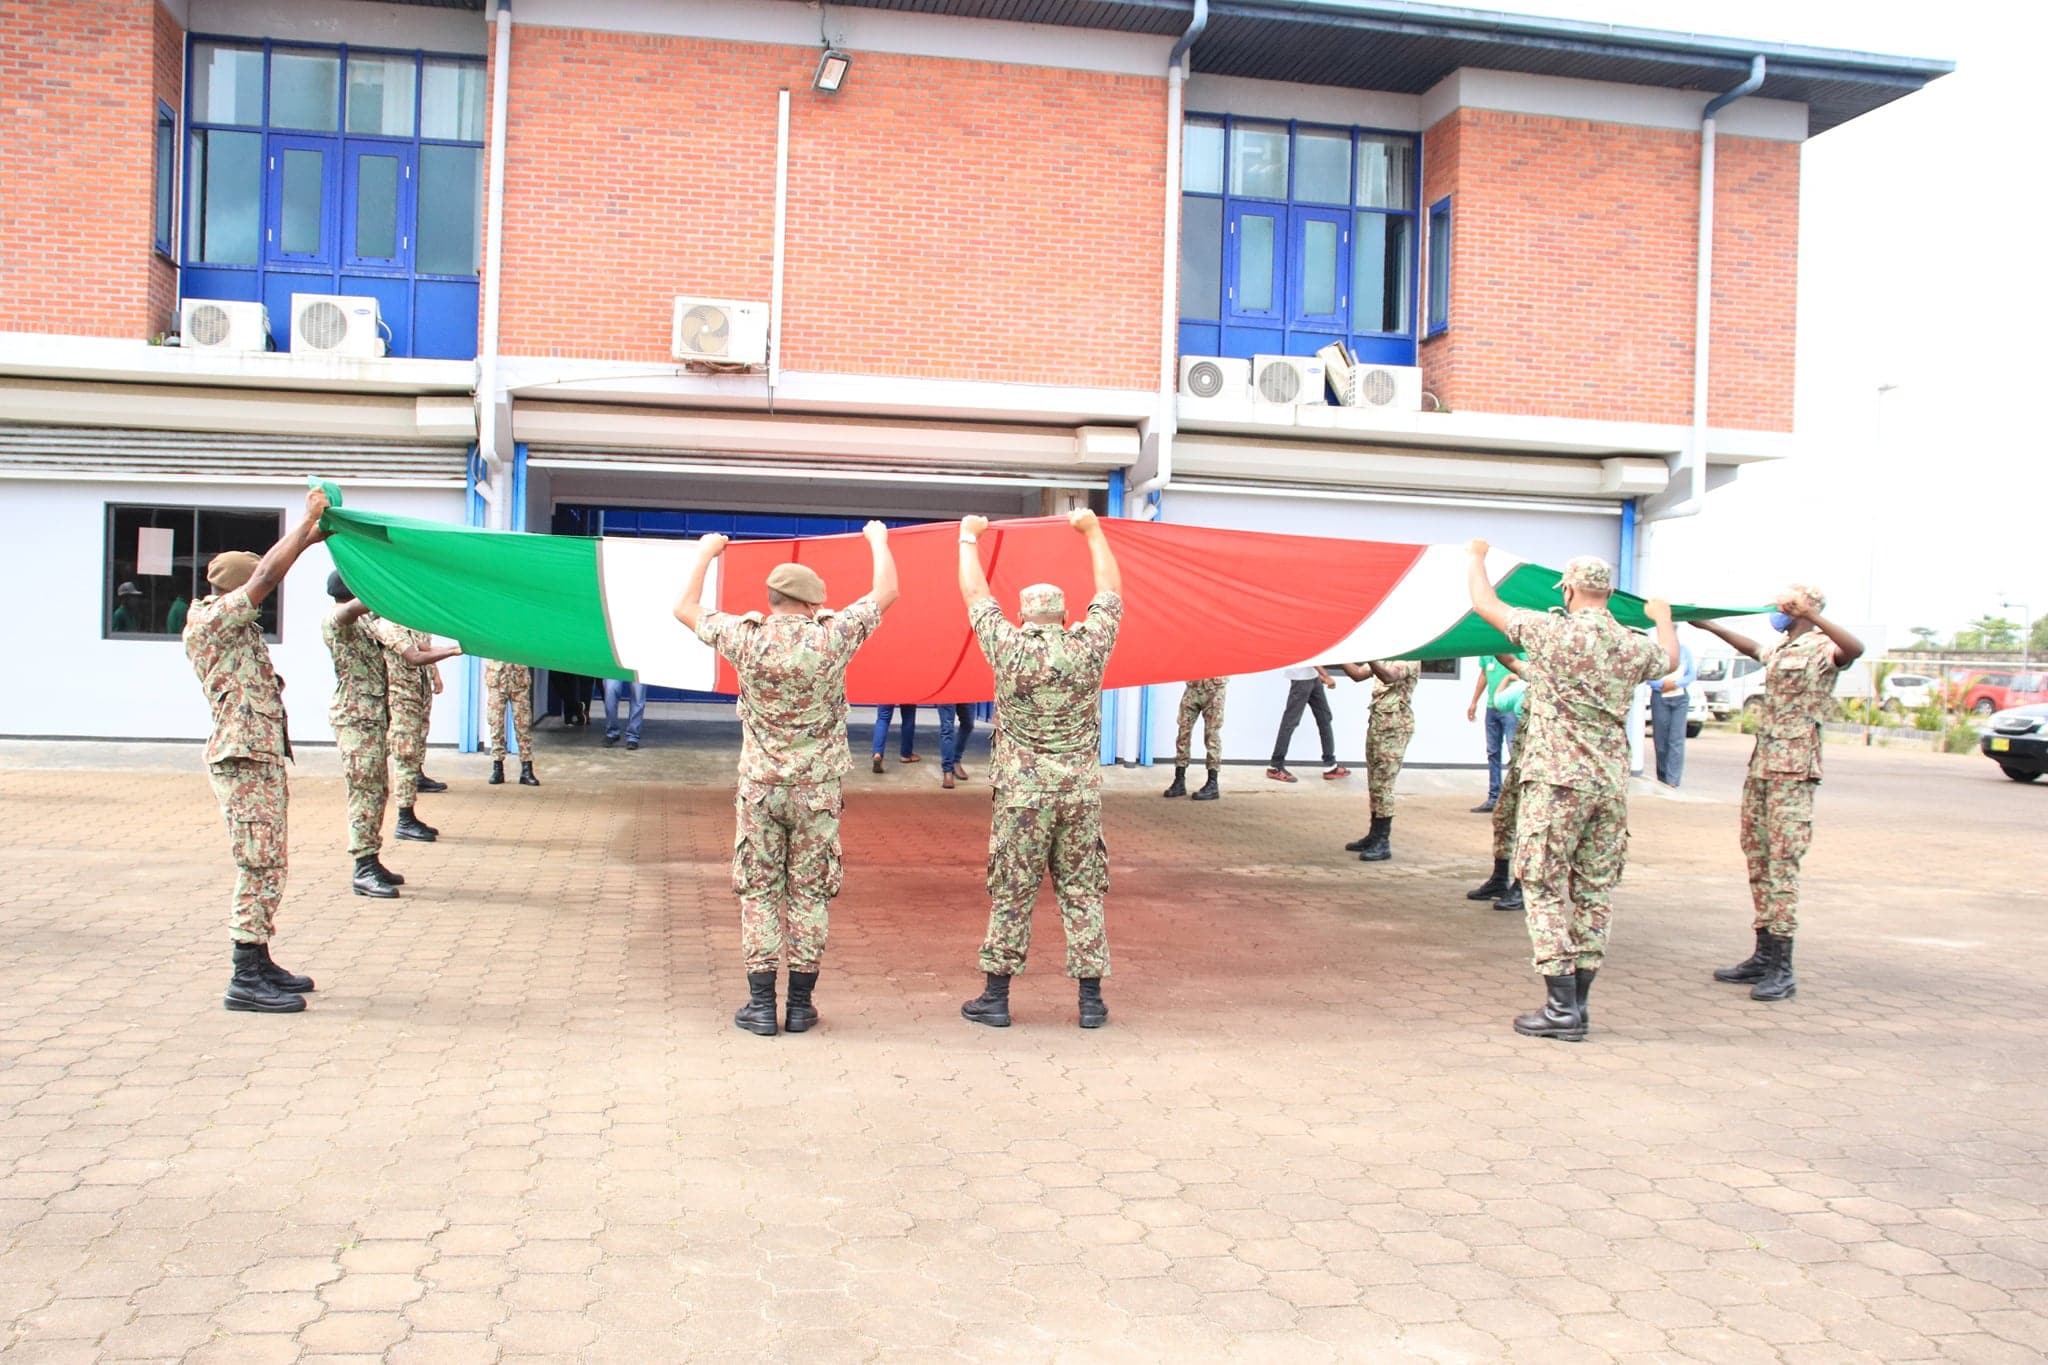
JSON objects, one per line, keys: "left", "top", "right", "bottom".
{"left": 1478, "top": 0, "right": 2037, "bottom": 649}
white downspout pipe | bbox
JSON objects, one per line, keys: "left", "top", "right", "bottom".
{"left": 1135, "top": 0, "right": 1208, "bottom": 518}
{"left": 769, "top": 89, "right": 790, "bottom": 404}
{"left": 476, "top": 0, "right": 514, "bottom": 525}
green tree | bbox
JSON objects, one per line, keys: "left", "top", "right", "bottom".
{"left": 1910, "top": 626, "right": 1940, "bottom": 649}
{"left": 1955, "top": 616, "right": 2021, "bottom": 652}
{"left": 2032, "top": 616, "right": 2048, "bottom": 656}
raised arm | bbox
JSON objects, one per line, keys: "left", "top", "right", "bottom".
{"left": 1694, "top": 618, "right": 1762, "bottom": 661}
{"left": 672, "top": 533, "right": 728, "bottom": 632}
{"left": 1795, "top": 602, "right": 1865, "bottom": 669}
{"left": 1494, "top": 654, "right": 1526, "bottom": 680}
{"left": 957, "top": 515, "right": 993, "bottom": 607}
{"left": 1367, "top": 661, "right": 1407, "bottom": 685}
{"left": 1645, "top": 598, "right": 1679, "bottom": 676}
{"left": 1071, "top": 508, "right": 1122, "bottom": 597}
{"left": 863, "top": 520, "right": 899, "bottom": 613}
{"left": 336, "top": 599, "right": 372, "bottom": 625}
{"left": 246, "top": 486, "right": 331, "bottom": 608}
{"left": 1334, "top": 662, "right": 1370, "bottom": 683}
{"left": 401, "top": 641, "right": 462, "bottom": 667}
{"left": 1466, "top": 539, "right": 1512, "bottom": 634}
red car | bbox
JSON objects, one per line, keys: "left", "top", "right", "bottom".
{"left": 1954, "top": 670, "right": 2048, "bottom": 715}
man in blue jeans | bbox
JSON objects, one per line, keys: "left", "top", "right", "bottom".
{"left": 936, "top": 703, "right": 975, "bottom": 789}
{"left": 869, "top": 704, "right": 920, "bottom": 773}
{"left": 603, "top": 677, "right": 647, "bottom": 750}
{"left": 1468, "top": 653, "right": 1525, "bottom": 812}
{"left": 1649, "top": 640, "right": 1696, "bottom": 787}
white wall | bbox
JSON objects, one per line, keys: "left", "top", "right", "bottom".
{"left": 1150, "top": 489, "right": 1622, "bottom": 767}
{"left": 0, "top": 480, "right": 467, "bottom": 746}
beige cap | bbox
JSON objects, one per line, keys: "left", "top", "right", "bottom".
{"left": 1783, "top": 583, "right": 1827, "bottom": 615}
{"left": 206, "top": 550, "right": 259, "bottom": 592}
{"left": 1020, "top": 583, "right": 1065, "bottom": 617}
{"left": 1557, "top": 556, "right": 1613, "bottom": 593}
{"left": 765, "top": 562, "right": 826, "bottom": 605}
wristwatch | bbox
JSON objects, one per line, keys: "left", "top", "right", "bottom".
{"left": 959, "top": 532, "right": 979, "bottom": 545}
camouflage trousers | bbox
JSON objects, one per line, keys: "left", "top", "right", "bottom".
{"left": 486, "top": 665, "right": 532, "bottom": 760}
{"left": 980, "top": 796, "right": 1110, "bottom": 979}
{"left": 1740, "top": 776, "right": 1815, "bottom": 936}
{"left": 207, "top": 758, "right": 287, "bottom": 944}
{"left": 1514, "top": 782, "right": 1629, "bottom": 976}
{"left": 732, "top": 781, "right": 843, "bottom": 972}
{"left": 334, "top": 722, "right": 389, "bottom": 859}
{"left": 1367, "top": 720, "right": 1414, "bottom": 818}
{"left": 1492, "top": 749, "right": 1525, "bottom": 861}
{"left": 387, "top": 700, "right": 428, "bottom": 806}
{"left": 1175, "top": 682, "right": 1225, "bottom": 769}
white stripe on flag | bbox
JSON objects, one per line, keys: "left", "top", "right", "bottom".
{"left": 1277, "top": 544, "right": 1522, "bottom": 667}
{"left": 597, "top": 537, "right": 722, "bottom": 690}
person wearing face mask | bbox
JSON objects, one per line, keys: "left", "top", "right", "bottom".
{"left": 1693, "top": 587, "right": 1864, "bottom": 1003}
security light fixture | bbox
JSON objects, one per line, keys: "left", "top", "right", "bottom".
{"left": 813, "top": 48, "right": 850, "bottom": 93}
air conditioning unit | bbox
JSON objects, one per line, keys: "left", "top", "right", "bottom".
{"left": 178, "top": 299, "right": 270, "bottom": 353}
{"left": 291, "top": 294, "right": 387, "bottom": 357}
{"left": 672, "top": 297, "right": 769, "bottom": 366}
{"left": 1178, "top": 355, "right": 1249, "bottom": 401}
{"left": 1340, "top": 363, "right": 1424, "bottom": 412}
{"left": 1251, "top": 354, "right": 1326, "bottom": 406}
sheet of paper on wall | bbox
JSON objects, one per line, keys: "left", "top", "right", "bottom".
{"left": 136, "top": 527, "right": 174, "bottom": 576}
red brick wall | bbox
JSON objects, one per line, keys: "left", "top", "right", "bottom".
{"left": 1415, "top": 108, "right": 1795, "bottom": 433}
{"left": 493, "top": 26, "right": 1164, "bottom": 389}
{"left": 1417, "top": 112, "right": 1461, "bottom": 412}
{"left": 147, "top": 2, "right": 184, "bottom": 337}
{"left": 0, "top": 0, "right": 165, "bottom": 338}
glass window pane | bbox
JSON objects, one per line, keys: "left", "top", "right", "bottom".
{"left": 347, "top": 54, "right": 416, "bottom": 137}
{"left": 1237, "top": 212, "right": 1276, "bottom": 312}
{"left": 280, "top": 148, "right": 324, "bottom": 255}
{"left": 197, "top": 510, "right": 284, "bottom": 637}
{"left": 421, "top": 60, "right": 487, "bottom": 142}
{"left": 1428, "top": 204, "right": 1451, "bottom": 331}
{"left": 192, "top": 42, "right": 263, "bottom": 125}
{"left": 1356, "top": 134, "right": 1415, "bottom": 210}
{"left": 106, "top": 507, "right": 196, "bottom": 637}
{"left": 187, "top": 129, "right": 261, "bottom": 265}
{"left": 418, "top": 144, "right": 482, "bottom": 275}
{"left": 154, "top": 111, "right": 176, "bottom": 250}
{"left": 1295, "top": 129, "right": 1350, "bottom": 206}
{"left": 355, "top": 154, "right": 401, "bottom": 259}
{"left": 1352, "top": 212, "right": 1413, "bottom": 334}
{"left": 1303, "top": 218, "right": 1339, "bottom": 315}
{"left": 271, "top": 51, "right": 340, "bottom": 132}
{"left": 1179, "top": 196, "right": 1222, "bottom": 320}
{"left": 1182, "top": 119, "right": 1224, "bottom": 196}
{"left": 1229, "top": 124, "right": 1288, "bottom": 200}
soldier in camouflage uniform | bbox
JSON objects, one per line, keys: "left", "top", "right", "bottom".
{"left": 1698, "top": 585, "right": 1862, "bottom": 1003}
{"left": 676, "top": 522, "right": 899, "bottom": 1037}
{"left": 182, "top": 487, "right": 330, "bottom": 1014}
{"left": 1467, "top": 655, "right": 1531, "bottom": 912}
{"left": 367, "top": 616, "right": 459, "bottom": 841}
{"left": 1469, "top": 545, "right": 1676, "bottom": 1041}
{"left": 1337, "top": 661, "right": 1420, "bottom": 861}
{"left": 1162, "top": 678, "right": 1226, "bottom": 801}
{"left": 322, "top": 572, "right": 404, "bottom": 900}
{"left": 484, "top": 659, "right": 540, "bottom": 787}
{"left": 957, "top": 509, "right": 1123, "bottom": 1030}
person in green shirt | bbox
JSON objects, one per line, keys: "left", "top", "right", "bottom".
{"left": 1467, "top": 652, "right": 1526, "bottom": 812}
{"left": 166, "top": 595, "right": 189, "bottom": 635}
{"left": 111, "top": 582, "right": 146, "bottom": 633}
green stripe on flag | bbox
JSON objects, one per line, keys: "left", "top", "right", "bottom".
{"left": 1391, "top": 563, "right": 1768, "bottom": 660}
{"left": 323, "top": 507, "right": 627, "bottom": 679}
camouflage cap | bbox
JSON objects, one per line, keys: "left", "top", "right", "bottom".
{"left": 1557, "top": 556, "right": 1613, "bottom": 593}
{"left": 1020, "top": 583, "right": 1066, "bottom": 618}
{"left": 206, "top": 550, "right": 259, "bottom": 592}
{"left": 1782, "top": 582, "right": 1827, "bottom": 615}
{"left": 765, "top": 562, "right": 826, "bottom": 605}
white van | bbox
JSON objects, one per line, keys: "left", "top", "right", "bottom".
{"left": 1695, "top": 652, "right": 1768, "bottom": 721}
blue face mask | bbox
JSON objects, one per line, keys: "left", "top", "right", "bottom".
{"left": 1768, "top": 612, "right": 1795, "bottom": 633}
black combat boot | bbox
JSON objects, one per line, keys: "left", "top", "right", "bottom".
{"left": 1750, "top": 935, "right": 1796, "bottom": 1002}
{"left": 224, "top": 942, "right": 306, "bottom": 1013}
{"left": 1191, "top": 770, "right": 1220, "bottom": 801}
{"left": 256, "top": 942, "right": 315, "bottom": 994}
{"left": 1344, "top": 827, "right": 1375, "bottom": 852}
{"left": 1713, "top": 927, "right": 1771, "bottom": 984}
{"left": 488, "top": 760, "right": 505, "bottom": 785}
{"left": 371, "top": 857, "right": 405, "bottom": 886}
{"left": 1162, "top": 766, "right": 1188, "bottom": 798}
{"left": 734, "top": 972, "right": 778, "bottom": 1036}
{"left": 415, "top": 772, "right": 448, "bottom": 793}
{"left": 1494, "top": 880, "right": 1524, "bottom": 913}
{"left": 1357, "top": 816, "right": 1392, "bottom": 862}
{"left": 1078, "top": 978, "right": 1108, "bottom": 1029}
{"left": 518, "top": 762, "right": 540, "bottom": 787}
{"left": 785, "top": 971, "right": 819, "bottom": 1033}
{"left": 961, "top": 973, "right": 1012, "bottom": 1027}
{"left": 395, "top": 806, "right": 438, "bottom": 842}
{"left": 1575, "top": 968, "right": 1596, "bottom": 1029}
{"left": 352, "top": 854, "right": 399, "bottom": 899}
{"left": 1513, "top": 974, "right": 1584, "bottom": 1042}
{"left": 1467, "top": 858, "right": 1511, "bottom": 901}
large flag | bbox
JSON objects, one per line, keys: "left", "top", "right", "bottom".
{"left": 321, "top": 505, "right": 1762, "bottom": 705}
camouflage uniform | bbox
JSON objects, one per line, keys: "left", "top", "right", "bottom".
{"left": 1503, "top": 607, "right": 1668, "bottom": 976}
{"left": 1175, "top": 678, "right": 1227, "bottom": 770}
{"left": 322, "top": 607, "right": 389, "bottom": 859}
{"left": 695, "top": 600, "right": 883, "bottom": 971}
{"left": 184, "top": 588, "right": 290, "bottom": 944}
{"left": 1492, "top": 721, "right": 1529, "bottom": 861}
{"left": 484, "top": 660, "right": 533, "bottom": 761}
{"left": 1741, "top": 630, "right": 1839, "bottom": 936}
{"left": 971, "top": 591, "right": 1123, "bottom": 978}
{"left": 1366, "top": 663, "right": 1420, "bottom": 818}
{"left": 368, "top": 617, "right": 433, "bottom": 806}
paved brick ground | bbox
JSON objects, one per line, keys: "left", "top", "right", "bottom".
{"left": 1, "top": 723, "right": 2044, "bottom": 1363}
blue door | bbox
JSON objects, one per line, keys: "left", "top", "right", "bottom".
{"left": 264, "top": 135, "right": 335, "bottom": 268}
{"left": 1289, "top": 207, "right": 1350, "bottom": 333}
{"left": 343, "top": 142, "right": 414, "bottom": 272}
{"left": 1225, "top": 204, "right": 1284, "bottom": 326}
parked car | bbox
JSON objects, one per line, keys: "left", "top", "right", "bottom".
{"left": 1694, "top": 653, "right": 1767, "bottom": 721}
{"left": 1958, "top": 671, "right": 2048, "bottom": 716}
{"left": 1881, "top": 672, "right": 1937, "bottom": 712}
{"left": 1980, "top": 703, "right": 2048, "bottom": 783}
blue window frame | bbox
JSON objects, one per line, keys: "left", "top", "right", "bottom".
{"left": 1179, "top": 115, "right": 1420, "bottom": 369}
{"left": 181, "top": 37, "right": 485, "bottom": 359}
{"left": 1426, "top": 196, "right": 1452, "bottom": 336}
{"left": 153, "top": 101, "right": 177, "bottom": 257}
